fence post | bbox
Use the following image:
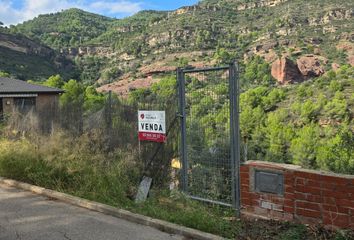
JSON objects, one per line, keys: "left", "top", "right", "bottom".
{"left": 106, "top": 90, "right": 113, "bottom": 151}
{"left": 177, "top": 68, "right": 188, "bottom": 193}
{"left": 107, "top": 90, "right": 112, "bottom": 131}
{"left": 229, "top": 62, "right": 241, "bottom": 217}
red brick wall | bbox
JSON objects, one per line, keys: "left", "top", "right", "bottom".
{"left": 240, "top": 161, "right": 354, "bottom": 229}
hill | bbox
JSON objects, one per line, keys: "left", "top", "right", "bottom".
{"left": 0, "top": 0, "right": 353, "bottom": 85}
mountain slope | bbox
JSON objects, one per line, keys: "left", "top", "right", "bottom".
{"left": 11, "top": 8, "right": 114, "bottom": 49}
{"left": 13, "top": 1, "right": 353, "bottom": 54}
{"left": 2, "top": 0, "right": 354, "bottom": 85}
{"left": 0, "top": 32, "right": 76, "bottom": 80}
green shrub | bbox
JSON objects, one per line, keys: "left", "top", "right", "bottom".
{"left": 329, "top": 80, "right": 344, "bottom": 92}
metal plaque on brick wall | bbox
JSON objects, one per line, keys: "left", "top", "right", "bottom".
{"left": 255, "top": 170, "right": 284, "bottom": 195}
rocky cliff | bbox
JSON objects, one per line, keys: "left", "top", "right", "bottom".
{"left": 270, "top": 55, "right": 329, "bottom": 84}
{"left": 271, "top": 58, "right": 303, "bottom": 84}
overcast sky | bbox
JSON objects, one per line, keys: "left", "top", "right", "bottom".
{"left": 0, "top": 0, "right": 199, "bottom": 26}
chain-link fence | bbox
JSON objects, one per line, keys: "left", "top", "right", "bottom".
{"left": 3, "top": 84, "right": 180, "bottom": 187}
{"left": 178, "top": 64, "right": 240, "bottom": 211}
{"left": 2, "top": 66, "right": 240, "bottom": 211}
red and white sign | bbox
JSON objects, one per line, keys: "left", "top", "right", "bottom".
{"left": 138, "top": 110, "right": 166, "bottom": 143}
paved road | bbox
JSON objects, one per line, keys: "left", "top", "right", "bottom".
{"left": 0, "top": 184, "right": 184, "bottom": 240}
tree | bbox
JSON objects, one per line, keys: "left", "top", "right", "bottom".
{"left": 262, "top": 88, "right": 286, "bottom": 111}
{"left": 241, "top": 56, "right": 275, "bottom": 87}
{"left": 213, "top": 47, "right": 233, "bottom": 64}
{"left": 150, "top": 75, "right": 176, "bottom": 101}
{"left": 240, "top": 86, "right": 268, "bottom": 109}
{"left": 0, "top": 71, "right": 10, "bottom": 77}
{"left": 290, "top": 124, "right": 320, "bottom": 168}
{"left": 316, "top": 125, "right": 354, "bottom": 174}
{"left": 240, "top": 106, "right": 266, "bottom": 161}
{"left": 44, "top": 75, "right": 64, "bottom": 88}
{"left": 84, "top": 86, "right": 105, "bottom": 112}
{"left": 323, "top": 92, "right": 349, "bottom": 121}
{"left": 60, "top": 80, "right": 85, "bottom": 134}
{"left": 300, "top": 100, "right": 321, "bottom": 124}
{"left": 264, "top": 109, "right": 294, "bottom": 163}
{"left": 240, "top": 106, "right": 265, "bottom": 141}
{"left": 61, "top": 79, "right": 84, "bottom": 106}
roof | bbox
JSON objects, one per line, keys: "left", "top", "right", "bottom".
{"left": 0, "top": 77, "right": 64, "bottom": 94}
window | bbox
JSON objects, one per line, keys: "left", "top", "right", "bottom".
{"left": 14, "top": 97, "right": 36, "bottom": 114}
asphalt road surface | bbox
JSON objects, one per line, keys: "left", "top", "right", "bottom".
{"left": 0, "top": 184, "right": 184, "bottom": 240}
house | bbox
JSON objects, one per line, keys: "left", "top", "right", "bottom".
{"left": 0, "top": 77, "right": 64, "bottom": 119}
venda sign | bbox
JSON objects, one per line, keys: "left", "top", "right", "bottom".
{"left": 138, "top": 110, "right": 166, "bottom": 143}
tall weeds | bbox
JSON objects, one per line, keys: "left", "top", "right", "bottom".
{"left": 0, "top": 130, "right": 142, "bottom": 207}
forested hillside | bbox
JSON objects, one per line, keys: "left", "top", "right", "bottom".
{"left": 10, "top": 8, "right": 113, "bottom": 48}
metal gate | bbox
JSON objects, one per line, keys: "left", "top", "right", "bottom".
{"left": 177, "top": 63, "right": 241, "bottom": 215}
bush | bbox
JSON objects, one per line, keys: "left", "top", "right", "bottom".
{"left": 329, "top": 80, "right": 344, "bottom": 92}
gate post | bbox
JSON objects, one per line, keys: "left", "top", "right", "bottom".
{"left": 229, "top": 62, "right": 241, "bottom": 217}
{"left": 177, "top": 68, "right": 188, "bottom": 193}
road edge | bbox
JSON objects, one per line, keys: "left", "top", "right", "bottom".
{"left": 0, "top": 177, "right": 225, "bottom": 240}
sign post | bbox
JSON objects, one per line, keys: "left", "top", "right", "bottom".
{"left": 138, "top": 110, "right": 166, "bottom": 143}
{"left": 135, "top": 110, "right": 166, "bottom": 203}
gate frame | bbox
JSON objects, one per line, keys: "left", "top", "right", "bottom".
{"left": 177, "top": 63, "right": 241, "bottom": 216}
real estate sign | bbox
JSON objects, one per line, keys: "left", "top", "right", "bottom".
{"left": 138, "top": 110, "right": 166, "bottom": 143}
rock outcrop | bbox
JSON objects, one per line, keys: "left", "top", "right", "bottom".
{"left": 170, "top": 0, "right": 289, "bottom": 17}
{"left": 308, "top": 9, "right": 353, "bottom": 26}
{"left": 296, "top": 55, "right": 326, "bottom": 78}
{"left": 331, "top": 63, "right": 340, "bottom": 71}
{"left": 337, "top": 41, "right": 354, "bottom": 67}
{"left": 236, "top": 0, "right": 288, "bottom": 11}
{"left": 60, "top": 46, "right": 113, "bottom": 57}
{"left": 271, "top": 57, "right": 303, "bottom": 84}
{"left": 271, "top": 55, "right": 328, "bottom": 84}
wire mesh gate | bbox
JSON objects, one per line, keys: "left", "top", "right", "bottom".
{"left": 177, "top": 63, "right": 241, "bottom": 215}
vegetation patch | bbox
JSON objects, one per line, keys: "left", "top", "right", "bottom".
{"left": 0, "top": 131, "right": 352, "bottom": 239}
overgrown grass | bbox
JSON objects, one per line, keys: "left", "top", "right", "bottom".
{"left": 133, "top": 191, "right": 239, "bottom": 238}
{"left": 0, "top": 134, "right": 353, "bottom": 239}
{"left": 0, "top": 133, "right": 140, "bottom": 208}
